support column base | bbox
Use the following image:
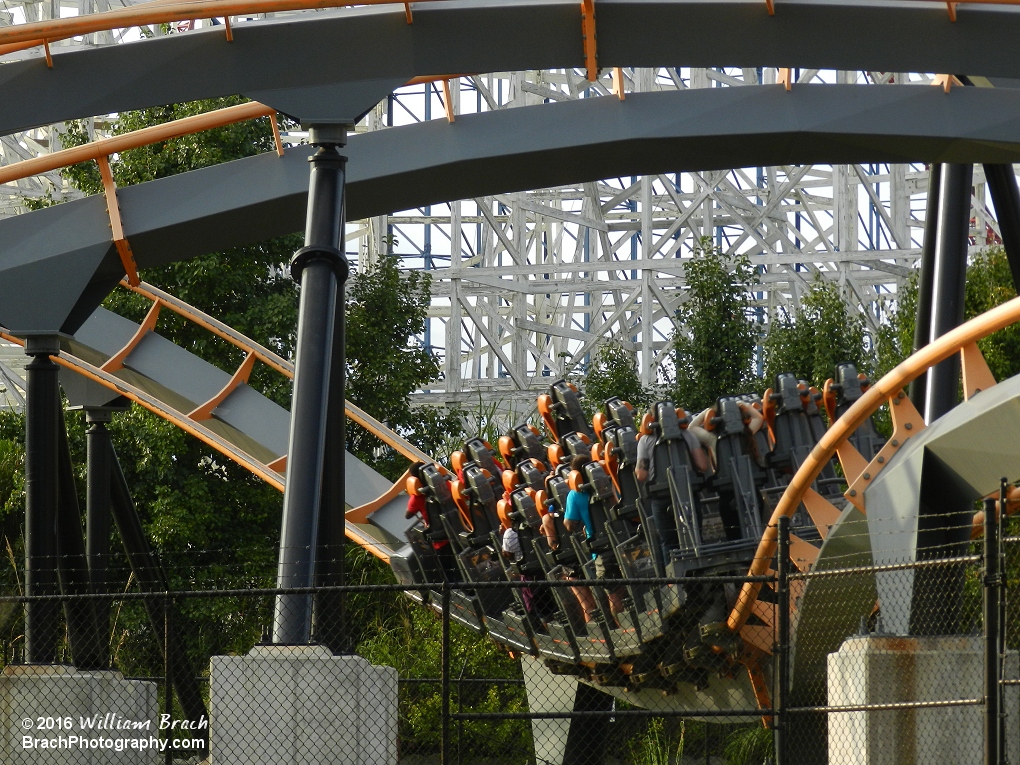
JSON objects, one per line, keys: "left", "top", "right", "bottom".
{"left": 210, "top": 645, "right": 396, "bottom": 765}
{"left": 0, "top": 666, "right": 160, "bottom": 764}
{"left": 827, "top": 635, "right": 1017, "bottom": 765}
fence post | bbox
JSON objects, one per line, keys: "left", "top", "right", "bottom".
{"left": 442, "top": 582, "right": 451, "bottom": 765}
{"left": 164, "top": 593, "right": 173, "bottom": 765}
{"left": 998, "top": 479, "right": 1008, "bottom": 763}
{"left": 985, "top": 494, "right": 1003, "bottom": 765}
{"left": 775, "top": 515, "right": 790, "bottom": 765}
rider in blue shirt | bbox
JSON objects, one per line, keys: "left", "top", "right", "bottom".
{"left": 562, "top": 454, "right": 599, "bottom": 621}
{"left": 564, "top": 477, "right": 593, "bottom": 539}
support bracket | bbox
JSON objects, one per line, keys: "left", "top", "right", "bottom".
{"left": 580, "top": 0, "right": 597, "bottom": 82}
{"left": 844, "top": 390, "right": 925, "bottom": 511}
{"left": 440, "top": 79, "right": 455, "bottom": 122}
{"left": 611, "top": 68, "right": 625, "bottom": 100}
{"left": 97, "top": 155, "right": 140, "bottom": 286}
{"left": 961, "top": 342, "right": 997, "bottom": 399}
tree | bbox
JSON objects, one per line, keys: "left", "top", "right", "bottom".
{"left": 762, "top": 279, "right": 873, "bottom": 388}
{"left": 345, "top": 255, "right": 464, "bottom": 479}
{"left": 874, "top": 246, "right": 1020, "bottom": 390}
{"left": 670, "top": 239, "right": 759, "bottom": 412}
{"left": 874, "top": 271, "right": 918, "bottom": 382}
{"left": 965, "top": 246, "right": 1020, "bottom": 382}
{"left": 580, "top": 342, "right": 650, "bottom": 416}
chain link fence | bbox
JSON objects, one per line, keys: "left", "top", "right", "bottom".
{"left": 0, "top": 517, "right": 1014, "bottom": 765}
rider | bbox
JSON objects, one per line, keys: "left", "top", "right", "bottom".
{"left": 634, "top": 406, "right": 709, "bottom": 558}
{"left": 563, "top": 454, "right": 624, "bottom": 621}
{"left": 687, "top": 400, "right": 764, "bottom": 469}
{"left": 405, "top": 462, "right": 459, "bottom": 579}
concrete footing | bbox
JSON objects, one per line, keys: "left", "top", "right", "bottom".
{"left": 0, "top": 665, "right": 159, "bottom": 764}
{"left": 209, "top": 645, "right": 397, "bottom": 765}
{"left": 827, "top": 635, "right": 1018, "bottom": 765}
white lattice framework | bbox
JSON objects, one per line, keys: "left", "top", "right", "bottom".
{"left": 1, "top": 11, "right": 1015, "bottom": 414}
{"left": 364, "top": 69, "right": 1009, "bottom": 408}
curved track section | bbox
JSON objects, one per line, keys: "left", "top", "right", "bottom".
{"left": 2, "top": 280, "right": 424, "bottom": 562}
{"left": 5, "top": 85, "right": 1020, "bottom": 334}
{"left": 4, "top": 0, "right": 1020, "bottom": 135}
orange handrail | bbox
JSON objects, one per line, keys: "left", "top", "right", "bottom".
{"left": 123, "top": 280, "right": 432, "bottom": 464}
{"left": 0, "top": 327, "right": 400, "bottom": 561}
{"left": 0, "top": 101, "right": 274, "bottom": 187}
{"left": 124, "top": 280, "right": 293, "bottom": 376}
{"left": 0, "top": 0, "right": 440, "bottom": 53}
{"left": 727, "top": 293, "right": 1020, "bottom": 633}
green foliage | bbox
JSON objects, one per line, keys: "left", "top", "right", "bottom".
{"left": 0, "top": 414, "right": 25, "bottom": 525}
{"left": 627, "top": 718, "right": 685, "bottom": 765}
{"left": 875, "top": 272, "right": 918, "bottom": 382}
{"left": 873, "top": 246, "right": 1020, "bottom": 403}
{"left": 61, "top": 97, "right": 287, "bottom": 196}
{"left": 345, "top": 255, "right": 464, "bottom": 477}
{"left": 723, "top": 725, "right": 773, "bottom": 765}
{"left": 0, "top": 411, "right": 25, "bottom": 606}
{"left": 581, "top": 342, "right": 650, "bottom": 416}
{"left": 358, "top": 605, "right": 527, "bottom": 758}
{"left": 966, "top": 246, "right": 1020, "bottom": 383}
{"left": 20, "top": 191, "right": 57, "bottom": 211}
{"left": 671, "top": 239, "right": 759, "bottom": 411}
{"left": 763, "top": 278, "right": 873, "bottom": 388}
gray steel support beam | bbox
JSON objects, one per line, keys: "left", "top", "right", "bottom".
{"left": 7, "top": 0, "right": 1020, "bottom": 136}
{"left": 274, "top": 126, "right": 349, "bottom": 645}
{"left": 984, "top": 163, "right": 1020, "bottom": 294}
{"left": 909, "top": 164, "right": 942, "bottom": 413}
{"left": 23, "top": 334, "right": 62, "bottom": 663}
{"left": 4, "top": 86, "right": 1020, "bottom": 335}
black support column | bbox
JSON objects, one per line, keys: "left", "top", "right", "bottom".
{"left": 924, "top": 163, "right": 973, "bottom": 423}
{"left": 909, "top": 164, "right": 942, "bottom": 413}
{"left": 108, "top": 442, "right": 209, "bottom": 749}
{"left": 23, "top": 334, "right": 62, "bottom": 663}
{"left": 910, "top": 164, "right": 975, "bottom": 637}
{"left": 55, "top": 414, "right": 105, "bottom": 669}
{"left": 313, "top": 289, "right": 348, "bottom": 654}
{"left": 274, "top": 124, "right": 350, "bottom": 645}
{"left": 984, "top": 163, "right": 1020, "bottom": 294}
{"left": 86, "top": 409, "right": 114, "bottom": 666}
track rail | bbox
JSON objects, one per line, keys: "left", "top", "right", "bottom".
{"left": 0, "top": 0, "right": 432, "bottom": 56}
{"left": 122, "top": 280, "right": 430, "bottom": 464}
{"left": 2, "top": 0, "right": 1016, "bottom": 59}
{"left": 1, "top": 279, "right": 435, "bottom": 563}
